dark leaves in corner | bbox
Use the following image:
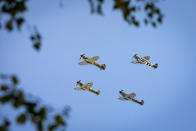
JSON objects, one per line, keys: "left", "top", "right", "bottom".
{"left": 0, "top": 74, "right": 70, "bottom": 131}
{"left": 0, "top": 119, "right": 10, "bottom": 131}
{"left": 0, "top": 0, "right": 42, "bottom": 52}
{"left": 0, "top": 0, "right": 27, "bottom": 31}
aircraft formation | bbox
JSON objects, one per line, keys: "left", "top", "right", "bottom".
{"left": 75, "top": 53, "right": 158, "bottom": 105}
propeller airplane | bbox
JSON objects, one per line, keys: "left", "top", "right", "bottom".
{"left": 131, "top": 53, "right": 158, "bottom": 69}
{"left": 74, "top": 80, "right": 100, "bottom": 95}
{"left": 78, "top": 54, "right": 106, "bottom": 70}
{"left": 118, "top": 90, "right": 144, "bottom": 105}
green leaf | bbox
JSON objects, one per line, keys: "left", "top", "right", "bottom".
{"left": 13, "top": 91, "right": 24, "bottom": 108}
{"left": 38, "top": 107, "right": 46, "bottom": 121}
{"left": 157, "top": 17, "right": 162, "bottom": 23}
{"left": 4, "top": 119, "right": 10, "bottom": 127}
{"left": 155, "top": 9, "right": 160, "bottom": 14}
{"left": 130, "top": 7, "right": 136, "bottom": 12}
{"left": 144, "top": 19, "right": 148, "bottom": 25}
{"left": 36, "top": 34, "right": 41, "bottom": 40}
{"left": 148, "top": 12, "right": 153, "bottom": 18}
{"left": 55, "top": 115, "right": 65, "bottom": 125}
{"left": 16, "top": 1, "right": 27, "bottom": 12}
{"left": 48, "top": 124, "right": 58, "bottom": 131}
{"left": 11, "top": 75, "right": 18, "bottom": 85}
{"left": 16, "top": 114, "right": 26, "bottom": 124}
{"left": 31, "top": 117, "right": 37, "bottom": 124}
{"left": 30, "top": 35, "right": 35, "bottom": 41}
{"left": 37, "top": 121, "right": 43, "bottom": 131}
{"left": 152, "top": 22, "right": 156, "bottom": 27}
{"left": 0, "top": 95, "right": 11, "bottom": 104}
{"left": 1, "top": 85, "right": 8, "bottom": 91}
{"left": 25, "top": 102, "right": 36, "bottom": 115}
{"left": 33, "top": 42, "right": 41, "bottom": 51}
{"left": 5, "top": 21, "right": 13, "bottom": 31}
{"left": 16, "top": 17, "right": 25, "bottom": 30}
{"left": 133, "top": 21, "right": 139, "bottom": 27}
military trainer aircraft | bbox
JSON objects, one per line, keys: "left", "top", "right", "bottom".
{"left": 118, "top": 90, "right": 144, "bottom": 105}
{"left": 131, "top": 53, "right": 158, "bottom": 69}
{"left": 78, "top": 54, "right": 106, "bottom": 70}
{"left": 74, "top": 80, "right": 100, "bottom": 95}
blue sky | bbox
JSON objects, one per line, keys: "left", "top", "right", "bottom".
{"left": 0, "top": 0, "right": 196, "bottom": 131}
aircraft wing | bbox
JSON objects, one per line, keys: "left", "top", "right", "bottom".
{"left": 74, "top": 87, "right": 86, "bottom": 91}
{"left": 82, "top": 82, "right": 93, "bottom": 89}
{"left": 128, "top": 93, "right": 136, "bottom": 99}
{"left": 78, "top": 60, "right": 91, "bottom": 65}
{"left": 87, "top": 56, "right": 99, "bottom": 63}
{"left": 142, "top": 56, "right": 150, "bottom": 60}
{"left": 92, "top": 56, "right": 99, "bottom": 61}
{"left": 86, "top": 82, "right": 93, "bottom": 88}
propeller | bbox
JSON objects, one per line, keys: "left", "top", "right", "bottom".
{"left": 76, "top": 80, "right": 81, "bottom": 86}
{"left": 79, "top": 54, "right": 85, "bottom": 60}
{"left": 119, "top": 90, "right": 124, "bottom": 93}
{"left": 132, "top": 53, "right": 137, "bottom": 57}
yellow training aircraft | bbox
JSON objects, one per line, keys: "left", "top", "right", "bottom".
{"left": 74, "top": 80, "right": 100, "bottom": 95}
{"left": 78, "top": 54, "right": 106, "bottom": 70}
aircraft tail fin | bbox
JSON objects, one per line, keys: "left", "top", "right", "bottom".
{"left": 118, "top": 96, "right": 126, "bottom": 100}
{"left": 140, "top": 100, "right": 144, "bottom": 105}
{"left": 96, "top": 90, "right": 100, "bottom": 95}
{"left": 93, "top": 90, "right": 100, "bottom": 95}
{"left": 100, "top": 64, "right": 106, "bottom": 70}
{"left": 152, "top": 63, "right": 158, "bottom": 69}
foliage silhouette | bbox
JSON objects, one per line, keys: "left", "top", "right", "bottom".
{"left": 0, "top": 0, "right": 42, "bottom": 51}
{"left": 0, "top": 0, "right": 164, "bottom": 51}
{"left": 88, "top": 0, "right": 164, "bottom": 27}
{"left": 0, "top": 74, "right": 70, "bottom": 131}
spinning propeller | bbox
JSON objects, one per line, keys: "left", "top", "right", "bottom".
{"left": 79, "top": 54, "right": 85, "bottom": 60}
{"left": 76, "top": 80, "right": 81, "bottom": 86}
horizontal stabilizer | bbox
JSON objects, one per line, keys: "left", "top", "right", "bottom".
{"left": 118, "top": 96, "right": 127, "bottom": 101}
{"left": 131, "top": 60, "right": 139, "bottom": 64}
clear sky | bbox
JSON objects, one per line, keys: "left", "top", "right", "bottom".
{"left": 0, "top": 0, "right": 196, "bottom": 131}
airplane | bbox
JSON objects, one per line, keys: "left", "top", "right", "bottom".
{"left": 118, "top": 90, "right": 144, "bottom": 105}
{"left": 78, "top": 54, "right": 106, "bottom": 70}
{"left": 131, "top": 53, "right": 158, "bottom": 69}
{"left": 74, "top": 80, "right": 100, "bottom": 95}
